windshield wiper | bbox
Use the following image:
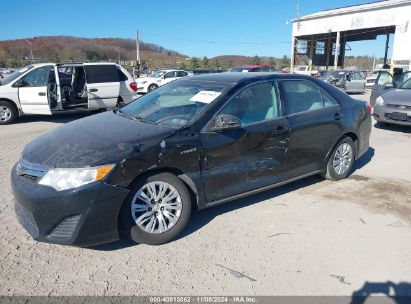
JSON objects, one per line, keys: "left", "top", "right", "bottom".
{"left": 127, "top": 115, "right": 157, "bottom": 124}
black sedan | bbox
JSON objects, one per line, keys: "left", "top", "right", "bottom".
{"left": 11, "top": 73, "right": 372, "bottom": 246}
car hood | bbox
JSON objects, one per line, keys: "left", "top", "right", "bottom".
{"left": 382, "top": 89, "right": 411, "bottom": 106}
{"left": 21, "top": 111, "right": 177, "bottom": 168}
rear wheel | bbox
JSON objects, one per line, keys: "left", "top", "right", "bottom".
{"left": 148, "top": 84, "right": 158, "bottom": 92}
{"left": 324, "top": 137, "right": 355, "bottom": 181}
{"left": 120, "top": 172, "right": 192, "bottom": 245}
{"left": 0, "top": 101, "right": 18, "bottom": 125}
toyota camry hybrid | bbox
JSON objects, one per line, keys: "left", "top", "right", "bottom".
{"left": 11, "top": 73, "right": 372, "bottom": 246}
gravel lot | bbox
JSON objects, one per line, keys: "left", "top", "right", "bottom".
{"left": 0, "top": 93, "right": 410, "bottom": 297}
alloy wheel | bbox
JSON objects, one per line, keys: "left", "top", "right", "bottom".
{"left": 131, "top": 181, "right": 182, "bottom": 234}
{"left": 0, "top": 106, "right": 12, "bottom": 122}
{"left": 332, "top": 143, "right": 353, "bottom": 175}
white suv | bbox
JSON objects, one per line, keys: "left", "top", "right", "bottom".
{"left": 0, "top": 62, "right": 138, "bottom": 124}
{"left": 135, "top": 70, "right": 189, "bottom": 93}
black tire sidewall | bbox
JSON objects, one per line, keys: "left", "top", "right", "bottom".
{"left": 148, "top": 84, "right": 158, "bottom": 92}
{"left": 120, "top": 172, "right": 192, "bottom": 245}
{"left": 326, "top": 137, "right": 355, "bottom": 180}
{"left": 0, "top": 101, "right": 17, "bottom": 125}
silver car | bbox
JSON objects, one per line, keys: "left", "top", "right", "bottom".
{"left": 373, "top": 78, "right": 411, "bottom": 126}
{"left": 320, "top": 70, "right": 366, "bottom": 94}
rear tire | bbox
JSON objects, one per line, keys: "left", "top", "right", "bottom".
{"left": 0, "top": 101, "right": 18, "bottom": 125}
{"left": 120, "top": 172, "right": 192, "bottom": 245}
{"left": 324, "top": 137, "right": 355, "bottom": 181}
{"left": 148, "top": 84, "right": 158, "bottom": 92}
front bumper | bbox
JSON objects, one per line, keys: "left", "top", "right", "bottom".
{"left": 373, "top": 104, "right": 411, "bottom": 126}
{"left": 11, "top": 165, "right": 130, "bottom": 247}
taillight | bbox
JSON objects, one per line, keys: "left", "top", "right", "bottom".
{"left": 129, "top": 82, "right": 138, "bottom": 92}
{"left": 367, "top": 103, "right": 372, "bottom": 113}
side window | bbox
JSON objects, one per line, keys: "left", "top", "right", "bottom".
{"left": 219, "top": 82, "right": 280, "bottom": 126}
{"left": 177, "top": 71, "right": 188, "bottom": 77}
{"left": 21, "top": 66, "right": 52, "bottom": 87}
{"left": 279, "top": 80, "right": 323, "bottom": 114}
{"left": 84, "top": 65, "right": 120, "bottom": 84}
{"left": 117, "top": 68, "right": 129, "bottom": 81}
{"left": 320, "top": 89, "right": 339, "bottom": 107}
{"left": 164, "top": 71, "right": 177, "bottom": 79}
{"left": 377, "top": 72, "right": 393, "bottom": 86}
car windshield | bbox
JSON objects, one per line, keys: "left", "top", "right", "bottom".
{"left": 322, "top": 70, "right": 346, "bottom": 79}
{"left": 0, "top": 65, "right": 34, "bottom": 85}
{"left": 118, "top": 79, "right": 232, "bottom": 127}
{"left": 400, "top": 78, "right": 411, "bottom": 89}
{"left": 150, "top": 70, "right": 167, "bottom": 78}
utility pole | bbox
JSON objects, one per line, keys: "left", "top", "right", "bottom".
{"left": 136, "top": 29, "right": 141, "bottom": 78}
{"left": 113, "top": 47, "right": 120, "bottom": 64}
{"left": 25, "top": 39, "right": 33, "bottom": 62}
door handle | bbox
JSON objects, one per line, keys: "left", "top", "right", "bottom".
{"left": 334, "top": 112, "right": 344, "bottom": 120}
{"left": 38, "top": 92, "right": 46, "bottom": 96}
{"left": 89, "top": 88, "right": 98, "bottom": 92}
{"left": 272, "top": 125, "right": 289, "bottom": 136}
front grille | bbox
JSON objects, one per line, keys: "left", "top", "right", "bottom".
{"left": 385, "top": 113, "right": 411, "bottom": 122}
{"left": 16, "top": 161, "right": 48, "bottom": 182}
{"left": 48, "top": 215, "right": 81, "bottom": 240}
{"left": 386, "top": 104, "right": 411, "bottom": 110}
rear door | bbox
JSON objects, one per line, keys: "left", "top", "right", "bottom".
{"left": 200, "top": 81, "right": 288, "bottom": 202}
{"left": 84, "top": 64, "right": 120, "bottom": 109}
{"left": 278, "top": 80, "right": 343, "bottom": 179}
{"left": 18, "top": 65, "right": 54, "bottom": 115}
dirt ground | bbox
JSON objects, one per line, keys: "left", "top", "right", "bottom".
{"left": 0, "top": 93, "right": 410, "bottom": 297}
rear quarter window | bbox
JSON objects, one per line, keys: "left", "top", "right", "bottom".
{"left": 84, "top": 65, "right": 120, "bottom": 84}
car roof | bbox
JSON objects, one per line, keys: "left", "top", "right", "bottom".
{"left": 186, "top": 72, "right": 312, "bottom": 84}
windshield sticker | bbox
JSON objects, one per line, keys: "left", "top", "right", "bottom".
{"left": 190, "top": 91, "right": 222, "bottom": 104}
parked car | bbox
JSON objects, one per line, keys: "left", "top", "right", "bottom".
{"left": 11, "top": 73, "right": 371, "bottom": 246}
{"left": 320, "top": 70, "right": 366, "bottom": 94}
{"left": 228, "top": 65, "right": 277, "bottom": 73}
{"left": 294, "top": 65, "right": 319, "bottom": 76}
{"left": 365, "top": 69, "right": 388, "bottom": 89}
{"left": 373, "top": 77, "right": 411, "bottom": 126}
{"left": 0, "top": 62, "right": 138, "bottom": 124}
{"left": 370, "top": 70, "right": 411, "bottom": 106}
{"left": 135, "top": 69, "right": 190, "bottom": 93}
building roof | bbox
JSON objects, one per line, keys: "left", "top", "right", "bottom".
{"left": 296, "top": 0, "right": 411, "bottom": 21}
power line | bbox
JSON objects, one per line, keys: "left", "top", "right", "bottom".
{"left": 141, "top": 32, "right": 291, "bottom": 45}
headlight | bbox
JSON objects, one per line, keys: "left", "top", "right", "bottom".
{"left": 375, "top": 96, "right": 384, "bottom": 106}
{"left": 38, "top": 165, "right": 114, "bottom": 191}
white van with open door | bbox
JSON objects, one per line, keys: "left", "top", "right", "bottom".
{"left": 0, "top": 62, "right": 138, "bottom": 124}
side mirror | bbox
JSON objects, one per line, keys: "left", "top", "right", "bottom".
{"left": 212, "top": 114, "right": 242, "bottom": 131}
{"left": 13, "top": 79, "right": 26, "bottom": 87}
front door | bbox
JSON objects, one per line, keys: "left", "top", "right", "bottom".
{"left": 161, "top": 71, "right": 178, "bottom": 86}
{"left": 200, "top": 81, "right": 288, "bottom": 202}
{"left": 18, "top": 65, "right": 54, "bottom": 115}
{"left": 84, "top": 64, "right": 120, "bottom": 109}
{"left": 277, "top": 80, "right": 344, "bottom": 179}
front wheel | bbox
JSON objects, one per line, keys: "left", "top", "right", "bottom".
{"left": 0, "top": 101, "right": 18, "bottom": 125}
{"left": 120, "top": 172, "right": 192, "bottom": 245}
{"left": 324, "top": 137, "right": 355, "bottom": 181}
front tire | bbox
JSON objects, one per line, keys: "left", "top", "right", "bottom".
{"left": 120, "top": 172, "right": 192, "bottom": 245}
{"left": 324, "top": 137, "right": 355, "bottom": 181}
{"left": 0, "top": 101, "right": 18, "bottom": 125}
